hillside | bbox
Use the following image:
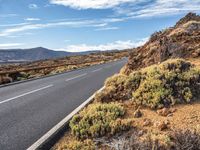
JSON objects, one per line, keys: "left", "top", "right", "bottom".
{"left": 122, "top": 12, "right": 200, "bottom": 75}
{"left": 0, "top": 47, "right": 102, "bottom": 62}
{"left": 0, "top": 50, "right": 129, "bottom": 85}
{"left": 0, "top": 47, "right": 73, "bottom": 62}
{"left": 53, "top": 13, "right": 200, "bottom": 150}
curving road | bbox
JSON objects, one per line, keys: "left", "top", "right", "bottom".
{"left": 0, "top": 59, "right": 127, "bottom": 150}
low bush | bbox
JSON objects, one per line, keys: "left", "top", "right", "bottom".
{"left": 69, "top": 103, "right": 132, "bottom": 139}
{"left": 133, "top": 59, "right": 200, "bottom": 108}
{"left": 58, "top": 139, "right": 95, "bottom": 150}
{"left": 171, "top": 129, "right": 200, "bottom": 150}
{"left": 95, "top": 72, "right": 142, "bottom": 102}
{"left": 95, "top": 59, "right": 200, "bottom": 108}
{"left": 106, "top": 131, "right": 168, "bottom": 150}
{"left": 107, "top": 129, "right": 200, "bottom": 150}
{"left": 16, "top": 72, "right": 30, "bottom": 81}
{"left": 100, "top": 74, "right": 130, "bottom": 102}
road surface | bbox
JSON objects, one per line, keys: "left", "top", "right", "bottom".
{"left": 0, "top": 59, "right": 126, "bottom": 150}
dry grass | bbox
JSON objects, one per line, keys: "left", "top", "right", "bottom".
{"left": 53, "top": 58, "right": 200, "bottom": 150}
{"left": 0, "top": 50, "right": 129, "bottom": 85}
{"left": 54, "top": 63, "right": 200, "bottom": 150}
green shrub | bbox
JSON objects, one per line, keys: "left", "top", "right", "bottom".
{"left": 95, "top": 59, "right": 200, "bottom": 108}
{"left": 59, "top": 139, "right": 95, "bottom": 150}
{"left": 95, "top": 86, "right": 118, "bottom": 103}
{"left": 95, "top": 72, "right": 142, "bottom": 102}
{"left": 132, "top": 59, "right": 200, "bottom": 108}
{"left": 69, "top": 103, "right": 132, "bottom": 139}
{"left": 17, "top": 72, "right": 30, "bottom": 81}
{"left": 133, "top": 78, "right": 172, "bottom": 108}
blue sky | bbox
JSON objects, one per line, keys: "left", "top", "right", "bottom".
{"left": 0, "top": 0, "right": 200, "bottom": 52}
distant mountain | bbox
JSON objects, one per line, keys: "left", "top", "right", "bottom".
{"left": 0, "top": 47, "right": 98, "bottom": 62}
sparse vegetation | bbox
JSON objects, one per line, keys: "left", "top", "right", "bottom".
{"left": 58, "top": 139, "right": 95, "bottom": 150}
{"left": 133, "top": 59, "right": 200, "bottom": 108}
{"left": 122, "top": 13, "right": 200, "bottom": 74}
{"left": 96, "top": 59, "right": 200, "bottom": 108}
{"left": 0, "top": 50, "right": 129, "bottom": 85}
{"left": 103, "top": 129, "right": 200, "bottom": 150}
{"left": 53, "top": 13, "right": 200, "bottom": 150}
{"left": 105, "top": 132, "right": 168, "bottom": 150}
{"left": 69, "top": 103, "right": 132, "bottom": 139}
{"left": 170, "top": 129, "right": 200, "bottom": 150}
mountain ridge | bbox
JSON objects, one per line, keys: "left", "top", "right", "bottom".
{"left": 0, "top": 47, "right": 101, "bottom": 62}
{"left": 122, "top": 12, "right": 200, "bottom": 74}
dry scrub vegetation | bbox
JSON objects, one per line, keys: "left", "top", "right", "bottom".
{"left": 53, "top": 13, "right": 200, "bottom": 150}
{"left": 54, "top": 59, "right": 200, "bottom": 150}
{"left": 0, "top": 50, "right": 128, "bottom": 85}
{"left": 69, "top": 103, "right": 132, "bottom": 139}
{"left": 96, "top": 59, "right": 200, "bottom": 108}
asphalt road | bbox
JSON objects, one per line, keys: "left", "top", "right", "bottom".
{"left": 0, "top": 59, "right": 127, "bottom": 150}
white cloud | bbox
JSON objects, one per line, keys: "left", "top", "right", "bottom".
{"left": 50, "top": 0, "right": 134, "bottom": 9}
{"left": 92, "top": 23, "right": 108, "bottom": 27}
{"left": 0, "top": 18, "right": 121, "bottom": 37}
{"left": 49, "top": 0, "right": 200, "bottom": 18}
{"left": 95, "top": 26, "right": 119, "bottom": 31}
{"left": 29, "top": 4, "right": 39, "bottom": 9}
{"left": 25, "top": 18, "right": 41, "bottom": 21}
{"left": 0, "top": 23, "right": 30, "bottom": 27}
{"left": 0, "top": 43, "right": 25, "bottom": 49}
{"left": 115, "top": 0, "right": 200, "bottom": 18}
{"left": 2, "top": 0, "right": 199, "bottom": 37}
{"left": 0, "top": 20, "right": 99, "bottom": 37}
{"left": 58, "top": 38, "right": 148, "bottom": 52}
{"left": 0, "top": 14, "right": 18, "bottom": 18}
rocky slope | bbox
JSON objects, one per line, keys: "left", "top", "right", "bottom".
{"left": 123, "top": 13, "right": 200, "bottom": 75}
{"left": 52, "top": 13, "right": 200, "bottom": 150}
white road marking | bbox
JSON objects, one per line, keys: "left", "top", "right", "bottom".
{"left": 0, "top": 84, "right": 53, "bottom": 105}
{"left": 65, "top": 73, "right": 87, "bottom": 82}
{"left": 27, "top": 86, "right": 105, "bottom": 150}
{"left": 91, "top": 68, "right": 102, "bottom": 73}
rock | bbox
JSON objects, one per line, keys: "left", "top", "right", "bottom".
{"left": 143, "top": 119, "right": 151, "bottom": 126}
{"left": 164, "top": 120, "right": 170, "bottom": 125}
{"left": 170, "top": 108, "right": 177, "bottom": 113}
{"left": 122, "top": 13, "right": 200, "bottom": 75}
{"left": 157, "top": 108, "right": 177, "bottom": 117}
{"left": 138, "top": 130, "right": 145, "bottom": 136}
{"left": 175, "top": 12, "right": 200, "bottom": 27}
{"left": 0, "top": 76, "right": 13, "bottom": 84}
{"left": 157, "top": 107, "right": 177, "bottom": 117}
{"left": 157, "top": 121, "right": 169, "bottom": 131}
{"left": 134, "top": 108, "right": 143, "bottom": 118}
{"left": 167, "top": 113, "right": 173, "bottom": 117}
{"left": 157, "top": 108, "right": 171, "bottom": 116}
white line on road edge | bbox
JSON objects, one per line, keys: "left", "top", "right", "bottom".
{"left": 91, "top": 68, "right": 102, "bottom": 73}
{"left": 0, "top": 85, "right": 53, "bottom": 105}
{"left": 65, "top": 73, "right": 87, "bottom": 82}
{"left": 27, "top": 86, "right": 105, "bottom": 150}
